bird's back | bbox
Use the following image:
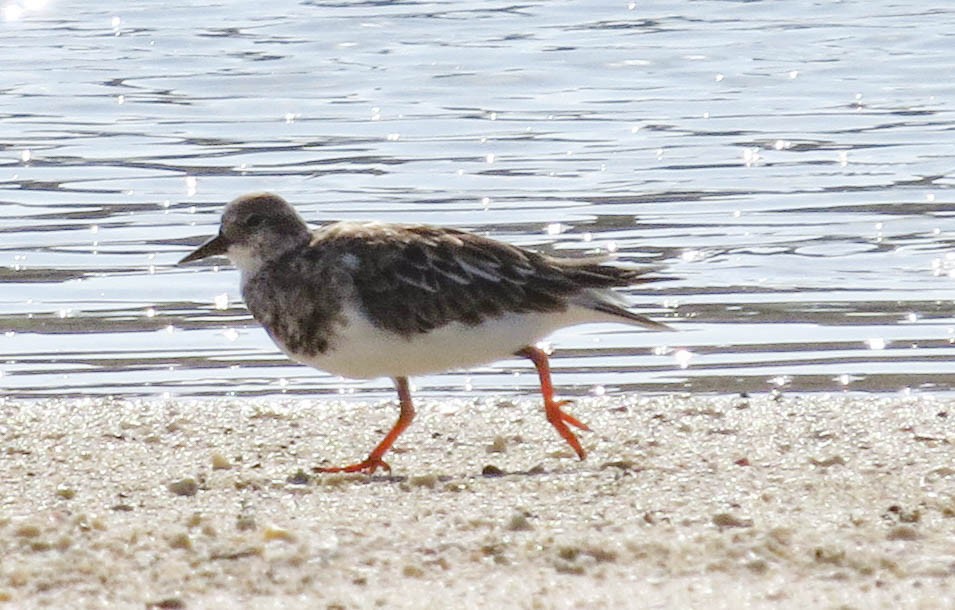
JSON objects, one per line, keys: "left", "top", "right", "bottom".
{"left": 310, "top": 221, "right": 666, "bottom": 335}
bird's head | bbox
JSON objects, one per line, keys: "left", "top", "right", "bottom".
{"left": 178, "top": 192, "right": 311, "bottom": 275}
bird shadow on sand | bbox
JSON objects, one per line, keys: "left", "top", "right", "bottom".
{"left": 290, "top": 458, "right": 642, "bottom": 487}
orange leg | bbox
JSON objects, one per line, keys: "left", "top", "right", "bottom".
{"left": 516, "top": 346, "right": 590, "bottom": 460}
{"left": 315, "top": 376, "right": 415, "bottom": 474}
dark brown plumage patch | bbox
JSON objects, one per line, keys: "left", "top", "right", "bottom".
{"left": 305, "top": 222, "right": 660, "bottom": 337}
{"left": 241, "top": 248, "right": 352, "bottom": 356}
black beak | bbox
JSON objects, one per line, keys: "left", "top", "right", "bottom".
{"left": 178, "top": 233, "right": 230, "bottom": 264}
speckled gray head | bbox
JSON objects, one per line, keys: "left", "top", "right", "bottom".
{"left": 178, "top": 192, "right": 311, "bottom": 275}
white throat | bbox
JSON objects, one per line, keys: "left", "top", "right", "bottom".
{"left": 227, "top": 244, "right": 267, "bottom": 278}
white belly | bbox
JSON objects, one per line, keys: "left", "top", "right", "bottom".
{"left": 282, "top": 306, "right": 600, "bottom": 379}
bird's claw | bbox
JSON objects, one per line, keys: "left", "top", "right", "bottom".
{"left": 548, "top": 399, "right": 591, "bottom": 431}
{"left": 314, "top": 455, "right": 392, "bottom": 475}
{"left": 544, "top": 398, "right": 590, "bottom": 459}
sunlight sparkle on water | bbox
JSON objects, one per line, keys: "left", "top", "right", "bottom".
{"left": 674, "top": 349, "right": 693, "bottom": 369}
{"left": 3, "top": 3, "right": 24, "bottom": 20}
{"left": 866, "top": 338, "right": 887, "bottom": 350}
{"left": 769, "top": 375, "right": 792, "bottom": 387}
{"left": 680, "top": 249, "right": 706, "bottom": 263}
{"left": 3, "top": 0, "right": 46, "bottom": 21}
{"left": 931, "top": 252, "right": 955, "bottom": 277}
{"left": 742, "top": 148, "right": 761, "bottom": 166}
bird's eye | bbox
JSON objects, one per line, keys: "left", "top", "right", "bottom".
{"left": 244, "top": 213, "right": 264, "bottom": 228}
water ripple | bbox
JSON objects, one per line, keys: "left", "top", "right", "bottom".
{"left": 1, "top": 0, "right": 954, "bottom": 398}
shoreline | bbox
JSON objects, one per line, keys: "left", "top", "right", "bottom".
{"left": 1, "top": 393, "right": 953, "bottom": 608}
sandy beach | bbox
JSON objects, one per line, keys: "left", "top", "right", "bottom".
{"left": 1, "top": 393, "right": 952, "bottom": 609}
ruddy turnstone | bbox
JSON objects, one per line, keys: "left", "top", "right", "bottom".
{"left": 179, "top": 192, "right": 670, "bottom": 473}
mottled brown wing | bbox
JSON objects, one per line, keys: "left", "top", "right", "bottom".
{"left": 327, "top": 223, "right": 657, "bottom": 336}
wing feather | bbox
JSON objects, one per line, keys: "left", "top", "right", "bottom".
{"left": 317, "top": 222, "right": 663, "bottom": 336}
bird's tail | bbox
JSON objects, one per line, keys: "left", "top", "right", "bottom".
{"left": 585, "top": 297, "right": 673, "bottom": 330}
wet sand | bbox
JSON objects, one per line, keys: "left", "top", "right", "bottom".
{"left": 1, "top": 393, "right": 953, "bottom": 609}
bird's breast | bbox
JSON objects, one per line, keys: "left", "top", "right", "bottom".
{"left": 241, "top": 263, "right": 351, "bottom": 359}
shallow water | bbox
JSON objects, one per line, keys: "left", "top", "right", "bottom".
{"left": 1, "top": 0, "right": 954, "bottom": 399}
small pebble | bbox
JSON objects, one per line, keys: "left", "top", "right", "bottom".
{"left": 168, "top": 477, "right": 199, "bottom": 497}
{"left": 886, "top": 525, "right": 918, "bottom": 541}
{"left": 809, "top": 455, "right": 846, "bottom": 468}
{"left": 526, "top": 463, "right": 546, "bottom": 475}
{"left": 486, "top": 435, "right": 508, "bottom": 454}
{"left": 211, "top": 452, "right": 232, "bottom": 470}
{"left": 712, "top": 512, "right": 752, "bottom": 528}
{"left": 14, "top": 524, "right": 41, "bottom": 538}
{"left": 168, "top": 532, "right": 192, "bottom": 550}
{"left": 147, "top": 598, "right": 186, "bottom": 609}
{"left": 287, "top": 469, "right": 310, "bottom": 485}
{"left": 408, "top": 474, "right": 438, "bottom": 489}
{"left": 506, "top": 513, "right": 533, "bottom": 532}
{"left": 55, "top": 485, "right": 76, "bottom": 500}
{"left": 481, "top": 465, "right": 504, "bottom": 477}
{"left": 558, "top": 546, "right": 580, "bottom": 561}
{"left": 553, "top": 561, "right": 585, "bottom": 575}
{"left": 402, "top": 564, "right": 425, "bottom": 578}
{"left": 263, "top": 525, "right": 295, "bottom": 542}
{"left": 236, "top": 515, "right": 256, "bottom": 532}
{"left": 601, "top": 460, "right": 637, "bottom": 471}
{"left": 885, "top": 504, "right": 921, "bottom": 523}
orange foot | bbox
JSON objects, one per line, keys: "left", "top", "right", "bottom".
{"left": 313, "top": 376, "right": 415, "bottom": 476}
{"left": 314, "top": 455, "right": 391, "bottom": 475}
{"left": 545, "top": 398, "right": 591, "bottom": 460}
